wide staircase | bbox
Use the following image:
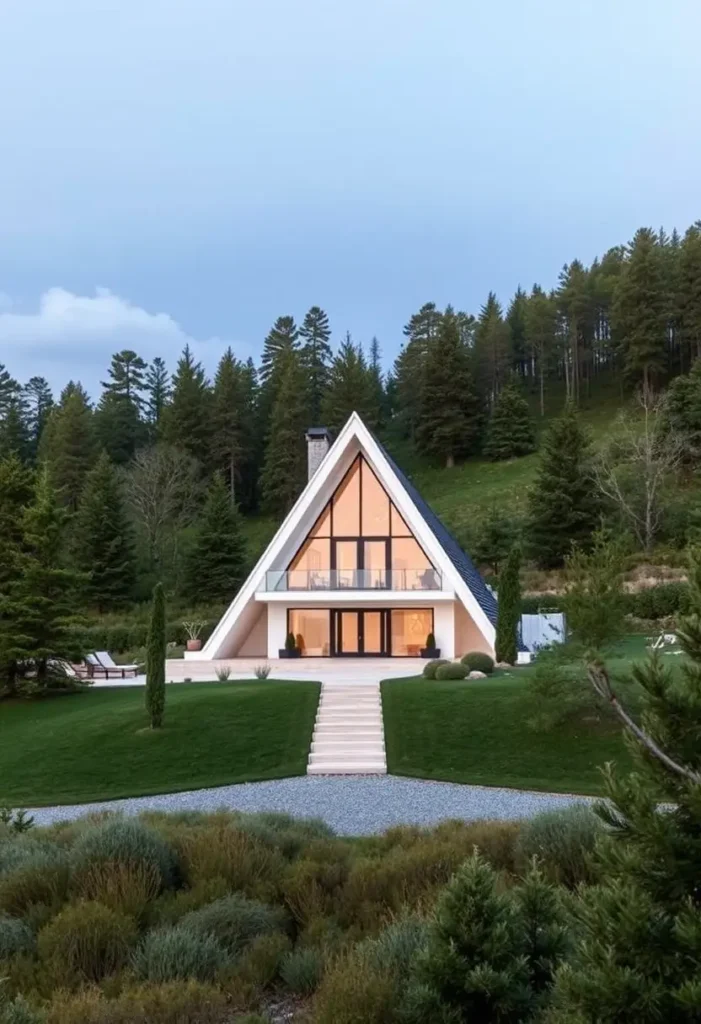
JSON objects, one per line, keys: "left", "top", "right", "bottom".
{"left": 307, "top": 681, "right": 387, "bottom": 775}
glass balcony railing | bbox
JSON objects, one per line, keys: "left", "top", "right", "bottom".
{"left": 263, "top": 568, "right": 443, "bottom": 592}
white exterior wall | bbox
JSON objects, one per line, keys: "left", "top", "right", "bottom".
{"left": 267, "top": 604, "right": 288, "bottom": 659}
{"left": 433, "top": 602, "right": 455, "bottom": 659}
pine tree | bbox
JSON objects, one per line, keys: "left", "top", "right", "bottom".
{"left": 679, "top": 222, "right": 701, "bottom": 364}
{"left": 416, "top": 306, "right": 482, "bottom": 467}
{"left": 40, "top": 386, "right": 96, "bottom": 512}
{"left": 368, "top": 336, "right": 386, "bottom": 429}
{"left": 211, "top": 348, "right": 244, "bottom": 502}
{"left": 299, "top": 306, "right": 332, "bottom": 424}
{"left": 258, "top": 315, "right": 300, "bottom": 430}
{"left": 237, "top": 358, "right": 260, "bottom": 513}
{"left": 0, "top": 456, "right": 33, "bottom": 594}
{"left": 527, "top": 402, "right": 599, "bottom": 568}
{"left": 145, "top": 582, "right": 166, "bottom": 729}
{"left": 73, "top": 451, "right": 136, "bottom": 612}
{"left": 144, "top": 356, "right": 171, "bottom": 429}
{"left": 161, "top": 344, "right": 212, "bottom": 466}
{"left": 473, "top": 507, "right": 521, "bottom": 575}
{"left": 554, "top": 547, "right": 701, "bottom": 1020}
{"left": 1, "top": 469, "right": 84, "bottom": 691}
{"left": 102, "top": 349, "right": 147, "bottom": 408}
{"left": 474, "top": 292, "right": 511, "bottom": 402}
{"left": 260, "top": 350, "right": 307, "bottom": 515}
{"left": 483, "top": 376, "right": 536, "bottom": 460}
{"left": 184, "top": 474, "right": 247, "bottom": 602}
{"left": 23, "top": 376, "right": 53, "bottom": 460}
{"left": 558, "top": 259, "right": 595, "bottom": 402}
{"left": 321, "top": 334, "right": 376, "bottom": 433}
{"left": 0, "top": 362, "right": 20, "bottom": 418}
{"left": 0, "top": 396, "right": 31, "bottom": 463}
{"left": 665, "top": 356, "right": 701, "bottom": 462}
{"left": 524, "top": 285, "right": 557, "bottom": 416}
{"left": 94, "top": 390, "right": 146, "bottom": 464}
{"left": 507, "top": 286, "right": 529, "bottom": 375}
{"left": 495, "top": 544, "right": 521, "bottom": 664}
{"left": 394, "top": 303, "right": 442, "bottom": 440}
{"left": 612, "top": 227, "right": 667, "bottom": 392}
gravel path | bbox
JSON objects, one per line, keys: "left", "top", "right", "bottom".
{"left": 27, "top": 776, "right": 594, "bottom": 835}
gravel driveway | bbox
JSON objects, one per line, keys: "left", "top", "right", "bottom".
{"left": 28, "top": 776, "right": 594, "bottom": 835}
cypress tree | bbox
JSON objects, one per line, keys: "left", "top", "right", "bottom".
{"left": 73, "top": 451, "right": 136, "bottom": 612}
{"left": 145, "top": 582, "right": 166, "bottom": 729}
{"left": 320, "top": 334, "right": 376, "bottom": 433}
{"left": 416, "top": 306, "right": 481, "bottom": 467}
{"left": 527, "top": 402, "right": 598, "bottom": 568}
{"left": 495, "top": 544, "right": 521, "bottom": 664}
{"left": 483, "top": 376, "right": 536, "bottom": 460}
{"left": 40, "top": 385, "right": 97, "bottom": 512}
{"left": 260, "top": 350, "right": 307, "bottom": 515}
{"left": 612, "top": 227, "right": 667, "bottom": 392}
{"left": 299, "top": 306, "right": 332, "bottom": 424}
{"left": 160, "top": 344, "right": 212, "bottom": 466}
{"left": 184, "top": 473, "right": 247, "bottom": 603}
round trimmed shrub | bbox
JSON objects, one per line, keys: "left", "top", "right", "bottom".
{"left": 38, "top": 900, "right": 137, "bottom": 982}
{"left": 133, "top": 926, "right": 226, "bottom": 983}
{"left": 422, "top": 659, "right": 449, "bottom": 680}
{"left": 460, "top": 651, "right": 495, "bottom": 674}
{"left": 280, "top": 946, "right": 324, "bottom": 994}
{"left": 435, "top": 662, "right": 468, "bottom": 680}
{"left": 515, "top": 804, "right": 602, "bottom": 887}
{"left": 71, "top": 818, "right": 179, "bottom": 890}
{"left": 180, "top": 894, "right": 287, "bottom": 957}
{"left": 0, "top": 913, "right": 35, "bottom": 959}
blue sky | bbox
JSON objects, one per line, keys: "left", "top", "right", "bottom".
{"left": 1, "top": 0, "right": 700, "bottom": 394}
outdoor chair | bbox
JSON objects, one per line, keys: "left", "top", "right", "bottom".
{"left": 84, "top": 651, "right": 140, "bottom": 679}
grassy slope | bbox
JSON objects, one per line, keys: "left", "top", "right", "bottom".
{"left": 0, "top": 681, "right": 320, "bottom": 806}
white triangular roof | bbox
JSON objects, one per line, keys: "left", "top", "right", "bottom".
{"left": 202, "top": 412, "right": 495, "bottom": 658}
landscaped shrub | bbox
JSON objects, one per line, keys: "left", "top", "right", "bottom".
{"left": 515, "top": 804, "right": 602, "bottom": 887}
{"left": 0, "top": 996, "right": 44, "bottom": 1024}
{"left": 37, "top": 901, "right": 137, "bottom": 983}
{"left": 362, "top": 916, "right": 429, "bottom": 974}
{"left": 132, "top": 926, "right": 226, "bottom": 983}
{"left": 44, "top": 980, "right": 229, "bottom": 1024}
{"left": 422, "top": 659, "right": 449, "bottom": 680}
{"left": 0, "top": 838, "right": 65, "bottom": 876}
{"left": 0, "top": 843, "right": 69, "bottom": 915}
{"left": 227, "top": 931, "right": 291, "bottom": 992}
{"left": 234, "top": 812, "right": 334, "bottom": 859}
{"left": 282, "top": 848, "right": 351, "bottom": 925}
{"left": 71, "top": 818, "right": 179, "bottom": 891}
{"left": 0, "top": 914, "right": 35, "bottom": 960}
{"left": 71, "top": 859, "right": 161, "bottom": 919}
{"left": 624, "top": 581, "right": 690, "bottom": 619}
{"left": 177, "top": 824, "right": 285, "bottom": 901}
{"left": 460, "top": 651, "right": 495, "bottom": 674}
{"left": 180, "top": 894, "right": 287, "bottom": 957}
{"left": 434, "top": 662, "right": 468, "bottom": 680}
{"left": 280, "top": 946, "right": 324, "bottom": 994}
{"left": 312, "top": 954, "right": 395, "bottom": 1024}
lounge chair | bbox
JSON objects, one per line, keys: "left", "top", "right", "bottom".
{"left": 84, "top": 652, "right": 140, "bottom": 679}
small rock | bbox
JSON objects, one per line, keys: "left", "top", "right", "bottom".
{"left": 468, "top": 670, "right": 487, "bottom": 679}
{"left": 496, "top": 661, "right": 514, "bottom": 670}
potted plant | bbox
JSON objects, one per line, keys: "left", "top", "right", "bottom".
{"left": 183, "top": 620, "right": 205, "bottom": 653}
{"left": 420, "top": 632, "right": 441, "bottom": 658}
{"left": 279, "top": 632, "right": 301, "bottom": 659}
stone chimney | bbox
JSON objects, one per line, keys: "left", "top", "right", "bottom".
{"left": 305, "top": 427, "right": 332, "bottom": 480}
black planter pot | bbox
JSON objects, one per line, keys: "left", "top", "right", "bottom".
{"left": 279, "top": 648, "right": 302, "bottom": 659}
{"left": 420, "top": 648, "right": 441, "bottom": 659}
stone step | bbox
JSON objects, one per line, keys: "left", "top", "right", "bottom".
{"left": 309, "top": 751, "right": 386, "bottom": 765}
{"left": 316, "top": 714, "right": 383, "bottom": 724}
{"left": 313, "top": 727, "right": 384, "bottom": 738}
{"left": 311, "top": 740, "right": 385, "bottom": 753}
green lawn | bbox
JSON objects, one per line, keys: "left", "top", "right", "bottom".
{"left": 382, "top": 674, "right": 633, "bottom": 796}
{"left": 0, "top": 681, "right": 320, "bottom": 806}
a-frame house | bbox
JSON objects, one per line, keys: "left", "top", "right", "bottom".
{"left": 199, "top": 413, "right": 498, "bottom": 662}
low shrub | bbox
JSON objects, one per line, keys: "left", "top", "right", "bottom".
{"left": 515, "top": 804, "right": 602, "bottom": 887}
{"left": 362, "top": 916, "right": 429, "bottom": 974}
{"left": 71, "top": 818, "right": 179, "bottom": 891}
{"left": 181, "top": 894, "right": 287, "bottom": 957}
{"left": 624, "top": 581, "right": 690, "bottom": 619}
{"left": 37, "top": 901, "right": 137, "bottom": 983}
{"left": 71, "top": 859, "right": 161, "bottom": 920}
{"left": 282, "top": 848, "right": 351, "bottom": 926}
{"left": 151, "top": 878, "right": 232, "bottom": 927}
{"left": 0, "top": 914, "right": 35, "bottom": 960}
{"left": 422, "top": 659, "right": 449, "bottom": 680}
{"left": 280, "top": 946, "right": 324, "bottom": 994}
{"left": 0, "top": 838, "right": 65, "bottom": 877}
{"left": 0, "top": 995, "right": 44, "bottom": 1024}
{"left": 0, "top": 846, "right": 69, "bottom": 916}
{"left": 434, "top": 662, "right": 468, "bottom": 680}
{"left": 215, "top": 666, "right": 231, "bottom": 682}
{"left": 460, "top": 651, "right": 495, "bottom": 674}
{"left": 132, "top": 926, "right": 226, "bottom": 983}
{"left": 227, "top": 932, "right": 291, "bottom": 995}
{"left": 254, "top": 664, "right": 271, "bottom": 680}
{"left": 44, "top": 980, "right": 229, "bottom": 1024}
{"left": 177, "top": 824, "right": 285, "bottom": 901}
{"left": 311, "top": 949, "right": 397, "bottom": 1024}
{"left": 235, "top": 812, "right": 334, "bottom": 860}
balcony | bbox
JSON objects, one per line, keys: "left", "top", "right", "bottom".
{"left": 263, "top": 568, "right": 443, "bottom": 592}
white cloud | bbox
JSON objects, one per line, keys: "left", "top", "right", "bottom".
{"left": 0, "top": 287, "right": 248, "bottom": 393}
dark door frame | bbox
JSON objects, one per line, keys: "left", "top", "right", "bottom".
{"left": 331, "top": 537, "right": 391, "bottom": 589}
{"left": 331, "top": 608, "right": 389, "bottom": 657}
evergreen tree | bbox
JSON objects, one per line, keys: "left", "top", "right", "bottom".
{"left": 321, "top": 334, "right": 376, "bottom": 433}
{"left": 73, "top": 451, "right": 136, "bottom": 612}
{"left": 416, "top": 306, "right": 481, "bottom": 467}
{"left": 483, "top": 376, "right": 536, "bottom": 460}
{"left": 144, "top": 356, "right": 171, "bottom": 429}
{"left": 368, "top": 336, "right": 386, "bottom": 429}
{"left": 0, "top": 396, "right": 31, "bottom": 463}
{"left": 260, "top": 349, "right": 307, "bottom": 515}
{"left": 237, "top": 358, "right": 261, "bottom": 513}
{"left": 495, "top": 544, "right": 521, "bottom": 664}
{"left": 258, "top": 315, "right": 300, "bottom": 429}
{"left": 145, "top": 582, "right": 166, "bottom": 729}
{"left": 0, "top": 456, "right": 33, "bottom": 594}
{"left": 94, "top": 389, "right": 146, "bottom": 464}
{"left": 23, "top": 376, "right": 53, "bottom": 459}
{"left": 0, "top": 469, "right": 84, "bottom": 691}
{"left": 665, "top": 356, "right": 701, "bottom": 462}
{"left": 474, "top": 292, "right": 511, "bottom": 402}
{"left": 473, "top": 507, "right": 521, "bottom": 575}
{"left": 102, "top": 349, "right": 147, "bottom": 408}
{"left": 211, "top": 347, "right": 244, "bottom": 502}
{"left": 394, "top": 303, "right": 442, "bottom": 440}
{"left": 527, "top": 402, "right": 599, "bottom": 568}
{"left": 40, "top": 386, "right": 96, "bottom": 512}
{"left": 524, "top": 285, "right": 557, "bottom": 416}
{"left": 554, "top": 547, "right": 701, "bottom": 1021}
{"left": 612, "top": 227, "right": 667, "bottom": 392}
{"left": 161, "top": 344, "right": 212, "bottom": 465}
{"left": 507, "top": 286, "right": 529, "bottom": 374}
{"left": 184, "top": 473, "right": 247, "bottom": 603}
{"left": 557, "top": 259, "right": 595, "bottom": 402}
{"left": 0, "top": 362, "right": 20, "bottom": 417}
{"left": 299, "top": 306, "right": 332, "bottom": 424}
{"left": 679, "top": 222, "right": 701, "bottom": 364}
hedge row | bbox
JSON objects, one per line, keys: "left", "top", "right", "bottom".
{"left": 75, "top": 619, "right": 219, "bottom": 654}
{"left": 521, "top": 581, "right": 690, "bottom": 621}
